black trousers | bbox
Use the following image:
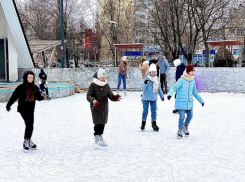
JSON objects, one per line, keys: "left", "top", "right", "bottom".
{"left": 160, "top": 74, "right": 167, "bottom": 92}
{"left": 94, "top": 124, "right": 105, "bottom": 136}
{"left": 20, "top": 112, "right": 34, "bottom": 139}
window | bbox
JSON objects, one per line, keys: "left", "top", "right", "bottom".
{"left": 236, "top": 29, "right": 243, "bottom": 36}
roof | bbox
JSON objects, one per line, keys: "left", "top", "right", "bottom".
{"left": 114, "top": 43, "right": 144, "bottom": 49}
{"left": 207, "top": 40, "right": 242, "bottom": 46}
{"left": 29, "top": 40, "right": 63, "bottom": 53}
{"left": 0, "top": 0, "right": 34, "bottom": 68}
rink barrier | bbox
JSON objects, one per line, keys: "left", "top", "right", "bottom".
{"left": 17, "top": 67, "right": 245, "bottom": 93}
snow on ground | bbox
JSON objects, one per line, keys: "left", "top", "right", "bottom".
{"left": 0, "top": 92, "right": 245, "bottom": 182}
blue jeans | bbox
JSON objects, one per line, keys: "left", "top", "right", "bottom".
{"left": 142, "top": 100, "right": 157, "bottom": 121}
{"left": 178, "top": 109, "right": 193, "bottom": 130}
{"left": 117, "top": 74, "right": 126, "bottom": 90}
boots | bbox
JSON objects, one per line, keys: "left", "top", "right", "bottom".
{"left": 152, "top": 121, "right": 159, "bottom": 131}
{"left": 124, "top": 90, "right": 127, "bottom": 96}
{"left": 140, "top": 121, "right": 146, "bottom": 131}
{"left": 94, "top": 135, "right": 100, "bottom": 145}
{"left": 173, "top": 109, "right": 178, "bottom": 114}
{"left": 23, "top": 139, "right": 30, "bottom": 150}
{"left": 177, "top": 129, "right": 183, "bottom": 139}
{"left": 99, "top": 135, "right": 108, "bottom": 146}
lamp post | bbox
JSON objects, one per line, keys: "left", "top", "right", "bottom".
{"left": 239, "top": 4, "right": 245, "bottom": 67}
{"left": 109, "top": 21, "right": 126, "bottom": 43}
{"left": 61, "top": 0, "right": 65, "bottom": 68}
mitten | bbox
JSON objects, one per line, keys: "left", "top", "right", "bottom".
{"left": 92, "top": 101, "right": 100, "bottom": 109}
{"left": 161, "top": 98, "right": 164, "bottom": 101}
{"left": 202, "top": 103, "right": 204, "bottom": 107}
{"left": 167, "top": 95, "right": 171, "bottom": 100}
{"left": 144, "top": 80, "right": 149, "bottom": 84}
{"left": 112, "top": 94, "right": 121, "bottom": 101}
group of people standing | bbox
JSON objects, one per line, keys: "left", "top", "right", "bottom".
{"left": 6, "top": 54, "right": 204, "bottom": 150}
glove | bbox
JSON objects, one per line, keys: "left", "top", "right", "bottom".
{"left": 92, "top": 101, "right": 100, "bottom": 109}
{"left": 202, "top": 103, "right": 204, "bottom": 107}
{"left": 161, "top": 98, "right": 164, "bottom": 101}
{"left": 6, "top": 106, "right": 11, "bottom": 112}
{"left": 167, "top": 95, "right": 171, "bottom": 100}
{"left": 144, "top": 80, "right": 149, "bottom": 84}
{"left": 112, "top": 94, "right": 121, "bottom": 101}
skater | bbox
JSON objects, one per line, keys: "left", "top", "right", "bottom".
{"left": 6, "top": 71, "right": 44, "bottom": 150}
{"left": 117, "top": 56, "right": 128, "bottom": 96}
{"left": 139, "top": 58, "right": 149, "bottom": 79}
{"left": 141, "top": 64, "right": 164, "bottom": 131}
{"left": 38, "top": 69, "right": 51, "bottom": 100}
{"left": 87, "top": 68, "right": 121, "bottom": 146}
{"left": 167, "top": 64, "right": 204, "bottom": 139}
{"left": 172, "top": 59, "right": 186, "bottom": 113}
{"left": 158, "top": 55, "right": 170, "bottom": 94}
{"left": 149, "top": 54, "right": 159, "bottom": 77}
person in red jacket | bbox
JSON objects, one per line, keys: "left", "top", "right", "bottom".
{"left": 117, "top": 56, "right": 128, "bottom": 96}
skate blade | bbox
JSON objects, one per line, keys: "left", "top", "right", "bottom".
{"left": 29, "top": 147, "right": 37, "bottom": 150}
{"left": 23, "top": 149, "right": 29, "bottom": 153}
{"left": 177, "top": 136, "right": 183, "bottom": 139}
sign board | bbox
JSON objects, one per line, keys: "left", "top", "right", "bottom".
{"left": 85, "top": 29, "right": 93, "bottom": 49}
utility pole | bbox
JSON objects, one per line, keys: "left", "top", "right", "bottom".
{"left": 61, "top": 0, "right": 65, "bottom": 68}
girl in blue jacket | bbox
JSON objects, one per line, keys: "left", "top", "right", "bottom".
{"left": 141, "top": 64, "right": 164, "bottom": 131}
{"left": 167, "top": 64, "right": 204, "bottom": 138}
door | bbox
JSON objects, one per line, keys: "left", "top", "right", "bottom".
{"left": 0, "top": 39, "right": 5, "bottom": 80}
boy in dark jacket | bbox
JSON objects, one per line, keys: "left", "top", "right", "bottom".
{"left": 38, "top": 69, "right": 51, "bottom": 100}
{"left": 6, "top": 71, "right": 44, "bottom": 150}
{"left": 172, "top": 59, "right": 186, "bottom": 113}
{"left": 87, "top": 68, "right": 121, "bottom": 146}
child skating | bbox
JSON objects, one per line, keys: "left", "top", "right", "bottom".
{"left": 6, "top": 71, "right": 44, "bottom": 151}
{"left": 167, "top": 64, "right": 204, "bottom": 138}
{"left": 87, "top": 68, "right": 121, "bottom": 146}
{"left": 141, "top": 64, "right": 164, "bottom": 131}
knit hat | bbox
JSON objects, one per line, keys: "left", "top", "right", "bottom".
{"left": 173, "top": 59, "right": 181, "bottom": 67}
{"left": 186, "top": 64, "right": 194, "bottom": 73}
{"left": 121, "top": 56, "right": 127, "bottom": 62}
{"left": 149, "top": 63, "right": 157, "bottom": 72}
{"left": 97, "top": 68, "right": 107, "bottom": 78}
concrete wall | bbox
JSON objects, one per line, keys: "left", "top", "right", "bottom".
{"left": 18, "top": 67, "right": 245, "bottom": 93}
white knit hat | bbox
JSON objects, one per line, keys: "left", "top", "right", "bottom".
{"left": 97, "top": 68, "right": 107, "bottom": 78}
{"left": 149, "top": 64, "right": 157, "bottom": 72}
{"left": 173, "top": 59, "right": 181, "bottom": 67}
{"left": 121, "top": 56, "right": 127, "bottom": 61}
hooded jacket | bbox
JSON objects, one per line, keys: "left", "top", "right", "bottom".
{"left": 139, "top": 60, "right": 149, "bottom": 79}
{"left": 87, "top": 72, "right": 117, "bottom": 124}
{"left": 168, "top": 73, "right": 204, "bottom": 110}
{"left": 6, "top": 71, "right": 44, "bottom": 113}
{"left": 158, "top": 56, "right": 170, "bottom": 74}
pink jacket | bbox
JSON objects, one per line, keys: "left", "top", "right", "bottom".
{"left": 119, "top": 62, "right": 127, "bottom": 75}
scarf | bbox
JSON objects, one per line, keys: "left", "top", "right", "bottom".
{"left": 181, "top": 73, "right": 195, "bottom": 81}
{"left": 147, "top": 75, "right": 159, "bottom": 93}
{"left": 93, "top": 78, "right": 108, "bottom": 86}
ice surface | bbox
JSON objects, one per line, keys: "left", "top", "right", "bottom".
{"left": 0, "top": 92, "right": 244, "bottom": 182}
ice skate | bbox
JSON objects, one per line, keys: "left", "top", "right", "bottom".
{"left": 117, "top": 90, "right": 119, "bottom": 94}
{"left": 177, "top": 129, "right": 183, "bottom": 139}
{"left": 124, "top": 90, "right": 127, "bottom": 96}
{"left": 29, "top": 139, "right": 37, "bottom": 149}
{"left": 152, "top": 121, "right": 159, "bottom": 131}
{"left": 173, "top": 109, "right": 178, "bottom": 114}
{"left": 23, "top": 139, "right": 30, "bottom": 151}
{"left": 99, "top": 135, "right": 108, "bottom": 146}
{"left": 93, "top": 135, "right": 100, "bottom": 146}
{"left": 183, "top": 125, "right": 189, "bottom": 136}
{"left": 140, "top": 121, "right": 146, "bottom": 131}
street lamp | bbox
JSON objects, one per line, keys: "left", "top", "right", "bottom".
{"left": 109, "top": 21, "right": 126, "bottom": 43}
{"left": 239, "top": 4, "right": 245, "bottom": 67}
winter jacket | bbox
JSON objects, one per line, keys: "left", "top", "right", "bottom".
{"left": 139, "top": 61, "right": 149, "bottom": 79}
{"left": 176, "top": 63, "right": 186, "bottom": 81}
{"left": 6, "top": 83, "right": 43, "bottom": 113}
{"left": 118, "top": 62, "right": 127, "bottom": 75}
{"left": 87, "top": 73, "right": 117, "bottom": 125}
{"left": 168, "top": 73, "right": 204, "bottom": 110}
{"left": 158, "top": 56, "right": 170, "bottom": 74}
{"left": 141, "top": 72, "right": 164, "bottom": 101}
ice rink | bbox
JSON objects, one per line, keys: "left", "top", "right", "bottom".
{"left": 0, "top": 92, "right": 244, "bottom": 182}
